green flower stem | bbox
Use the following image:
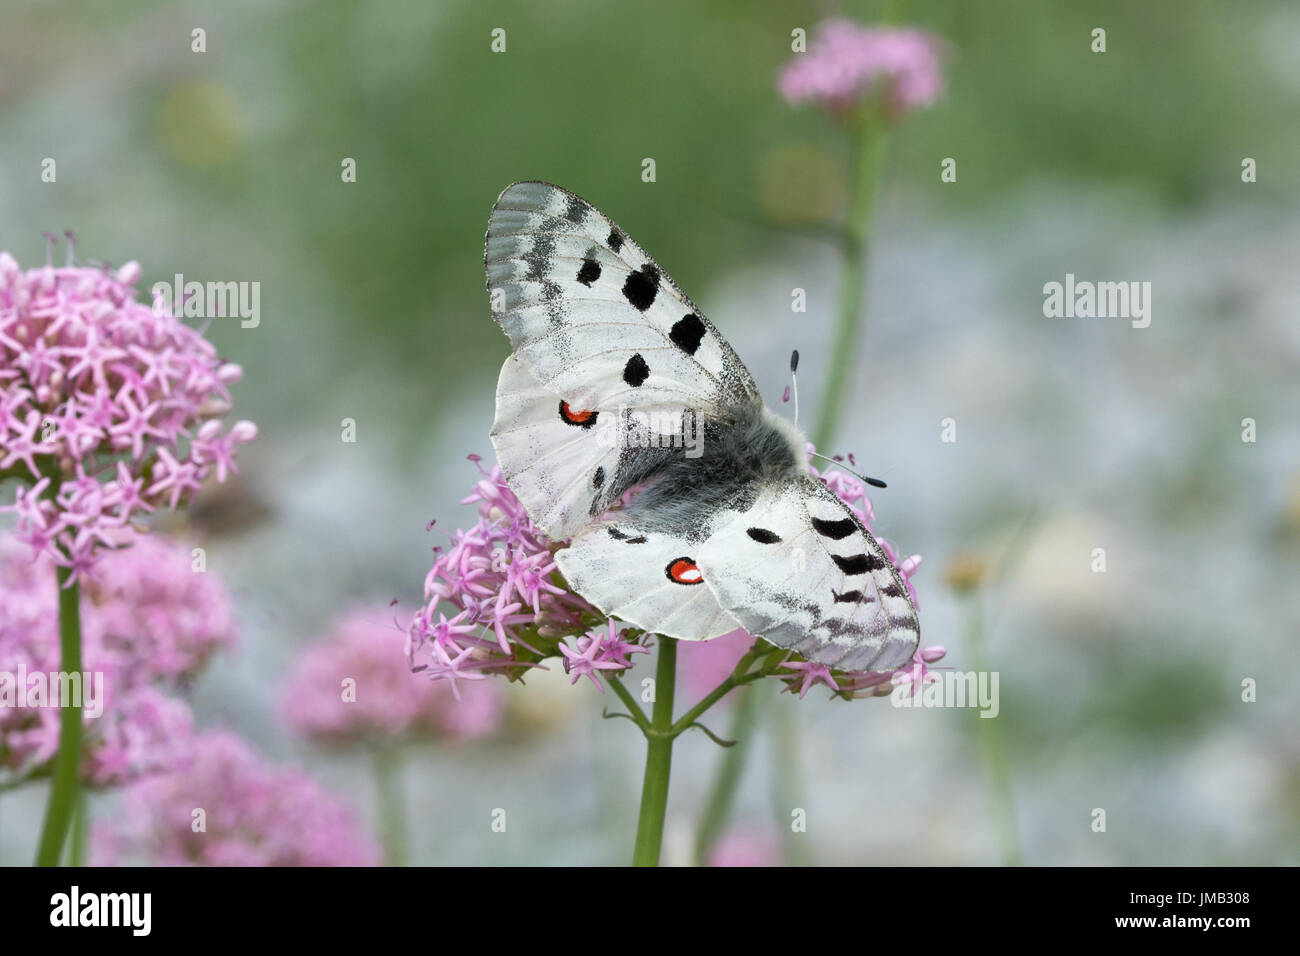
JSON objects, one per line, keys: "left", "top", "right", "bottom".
{"left": 965, "top": 594, "right": 1022, "bottom": 866}
{"left": 34, "top": 567, "right": 83, "bottom": 867}
{"left": 607, "top": 675, "right": 651, "bottom": 733}
{"left": 813, "top": 115, "right": 887, "bottom": 452}
{"left": 769, "top": 693, "right": 812, "bottom": 866}
{"left": 632, "top": 637, "right": 678, "bottom": 866}
{"left": 691, "top": 681, "right": 762, "bottom": 865}
{"left": 373, "top": 745, "right": 409, "bottom": 867}
{"left": 67, "top": 791, "right": 87, "bottom": 867}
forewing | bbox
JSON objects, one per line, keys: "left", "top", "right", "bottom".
{"left": 485, "top": 180, "right": 761, "bottom": 416}
{"left": 491, "top": 355, "right": 694, "bottom": 539}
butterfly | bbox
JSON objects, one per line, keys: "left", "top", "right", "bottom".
{"left": 485, "top": 181, "right": 919, "bottom": 672}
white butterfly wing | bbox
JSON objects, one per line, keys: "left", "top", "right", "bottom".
{"left": 555, "top": 516, "right": 741, "bottom": 641}
{"left": 487, "top": 181, "right": 758, "bottom": 539}
{"left": 491, "top": 355, "right": 696, "bottom": 539}
{"left": 697, "top": 476, "right": 920, "bottom": 671}
{"left": 486, "top": 181, "right": 760, "bottom": 415}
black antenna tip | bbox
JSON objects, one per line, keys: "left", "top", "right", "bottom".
{"left": 865, "top": 476, "right": 888, "bottom": 489}
{"left": 789, "top": 349, "right": 799, "bottom": 373}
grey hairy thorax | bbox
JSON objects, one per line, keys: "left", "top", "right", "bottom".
{"left": 623, "top": 406, "right": 806, "bottom": 542}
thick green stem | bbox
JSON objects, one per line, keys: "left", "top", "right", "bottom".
{"left": 632, "top": 638, "right": 677, "bottom": 866}
{"left": 770, "top": 693, "right": 812, "bottom": 866}
{"left": 692, "top": 682, "right": 761, "bottom": 865}
{"left": 813, "top": 118, "right": 887, "bottom": 452}
{"left": 67, "top": 791, "right": 87, "bottom": 866}
{"left": 35, "top": 568, "right": 83, "bottom": 867}
{"left": 966, "top": 595, "right": 1022, "bottom": 866}
{"left": 373, "top": 746, "right": 409, "bottom": 867}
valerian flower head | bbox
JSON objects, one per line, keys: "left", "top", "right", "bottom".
{"left": 410, "top": 450, "right": 939, "bottom": 704}
{"left": 0, "top": 247, "right": 256, "bottom": 580}
{"left": 407, "top": 456, "right": 612, "bottom": 689}
{"left": 779, "top": 20, "right": 945, "bottom": 120}
{"left": 92, "top": 730, "right": 381, "bottom": 866}
{"left": 281, "top": 609, "right": 504, "bottom": 746}
{"left": 0, "top": 531, "right": 235, "bottom": 786}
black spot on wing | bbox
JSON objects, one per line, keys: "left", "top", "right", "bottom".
{"left": 832, "top": 553, "right": 884, "bottom": 576}
{"left": 623, "top": 353, "right": 650, "bottom": 387}
{"left": 592, "top": 466, "right": 605, "bottom": 489}
{"left": 576, "top": 258, "right": 601, "bottom": 286}
{"left": 622, "top": 264, "right": 660, "bottom": 311}
{"left": 882, "top": 581, "right": 906, "bottom": 599}
{"left": 669, "top": 314, "right": 706, "bottom": 355}
{"left": 746, "top": 527, "right": 781, "bottom": 544}
{"left": 607, "top": 526, "right": 646, "bottom": 545}
{"left": 607, "top": 228, "right": 624, "bottom": 252}
{"left": 812, "top": 517, "right": 856, "bottom": 540}
{"left": 833, "top": 589, "right": 865, "bottom": 603}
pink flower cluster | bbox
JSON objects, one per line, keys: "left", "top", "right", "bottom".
{"left": 0, "top": 250, "right": 256, "bottom": 580}
{"left": 92, "top": 730, "right": 381, "bottom": 866}
{"left": 0, "top": 533, "right": 236, "bottom": 786}
{"left": 779, "top": 20, "right": 944, "bottom": 118}
{"left": 407, "top": 455, "right": 625, "bottom": 694}
{"left": 281, "top": 609, "right": 505, "bottom": 745}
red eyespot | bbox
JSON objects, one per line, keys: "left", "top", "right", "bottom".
{"left": 559, "top": 400, "right": 598, "bottom": 428}
{"left": 666, "top": 557, "right": 704, "bottom": 585}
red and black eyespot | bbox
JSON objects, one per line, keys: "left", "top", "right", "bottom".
{"left": 666, "top": 557, "right": 704, "bottom": 585}
{"left": 559, "top": 400, "right": 599, "bottom": 429}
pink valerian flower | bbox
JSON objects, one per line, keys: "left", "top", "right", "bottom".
{"left": 707, "top": 828, "right": 782, "bottom": 867}
{"left": 75, "top": 530, "right": 239, "bottom": 685}
{"left": 280, "top": 609, "right": 504, "bottom": 746}
{"left": 779, "top": 20, "right": 945, "bottom": 119}
{"left": 677, "top": 628, "right": 755, "bottom": 701}
{"left": 0, "top": 531, "right": 235, "bottom": 786}
{"left": 91, "top": 730, "right": 381, "bottom": 866}
{"left": 407, "top": 456, "right": 610, "bottom": 688}
{"left": 887, "top": 644, "right": 950, "bottom": 698}
{"left": 0, "top": 246, "right": 256, "bottom": 580}
{"left": 783, "top": 645, "right": 949, "bottom": 700}
{"left": 558, "top": 619, "right": 650, "bottom": 692}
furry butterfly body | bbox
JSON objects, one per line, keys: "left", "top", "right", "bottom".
{"left": 486, "top": 181, "right": 919, "bottom": 671}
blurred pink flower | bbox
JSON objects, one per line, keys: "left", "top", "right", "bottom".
{"left": 281, "top": 609, "right": 504, "bottom": 745}
{"left": 677, "top": 628, "right": 754, "bottom": 700}
{"left": 0, "top": 246, "right": 256, "bottom": 580}
{"left": 707, "top": 828, "right": 781, "bottom": 867}
{"left": 92, "top": 730, "right": 381, "bottom": 866}
{"left": 0, "top": 532, "right": 235, "bottom": 786}
{"left": 779, "top": 20, "right": 944, "bottom": 119}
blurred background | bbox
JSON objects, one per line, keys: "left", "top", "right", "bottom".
{"left": 1, "top": 0, "right": 1297, "bottom": 864}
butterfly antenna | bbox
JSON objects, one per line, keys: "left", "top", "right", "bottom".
{"left": 809, "top": 451, "right": 888, "bottom": 489}
{"left": 789, "top": 349, "right": 800, "bottom": 426}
